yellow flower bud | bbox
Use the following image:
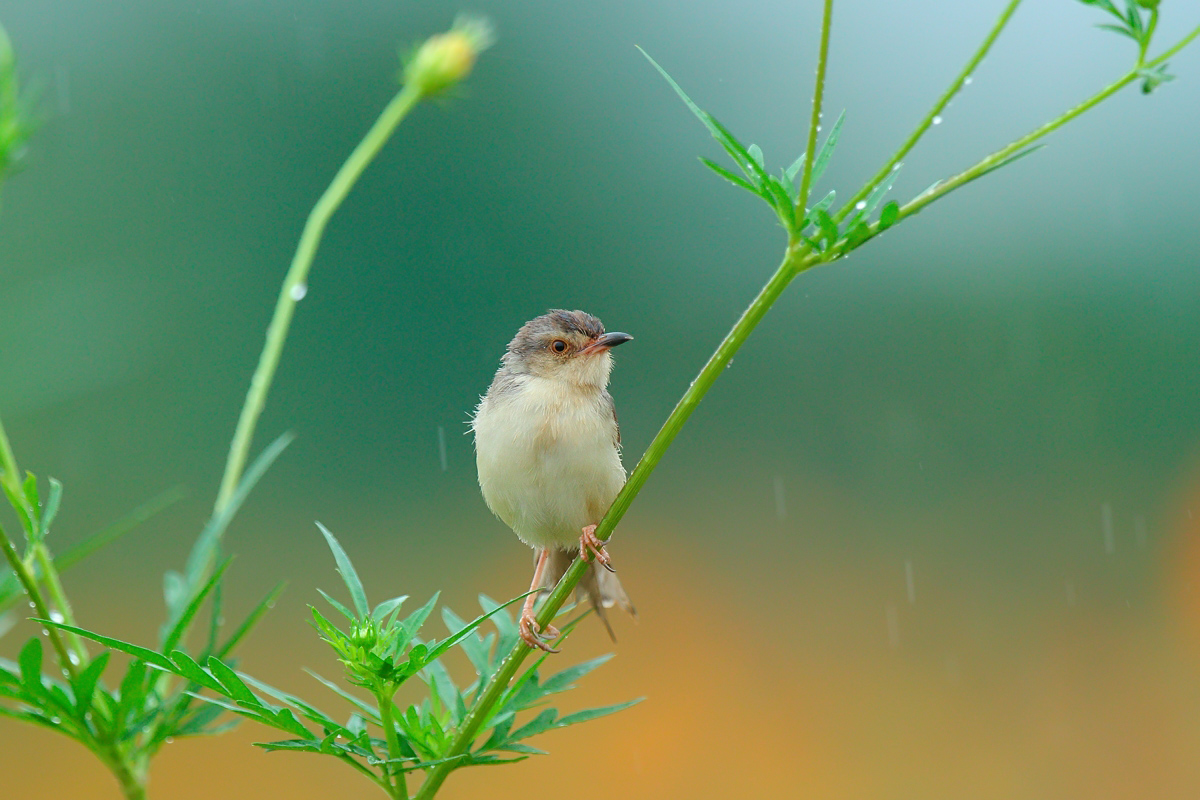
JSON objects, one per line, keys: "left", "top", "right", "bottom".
{"left": 404, "top": 16, "right": 493, "bottom": 97}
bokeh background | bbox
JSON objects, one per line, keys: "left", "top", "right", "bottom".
{"left": 3, "top": 0, "right": 1200, "bottom": 797}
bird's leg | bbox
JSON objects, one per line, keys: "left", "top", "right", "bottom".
{"left": 519, "top": 548, "right": 561, "bottom": 652}
{"left": 579, "top": 524, "right": 615, "bottom": 573}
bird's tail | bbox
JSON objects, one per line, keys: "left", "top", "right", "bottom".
{"left": 540, "top": 547, "right": 636, "bottom": 642}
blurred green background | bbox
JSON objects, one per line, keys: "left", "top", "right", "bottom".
{"left": 3, "top": 0, "right": 1200, "bottom": 797}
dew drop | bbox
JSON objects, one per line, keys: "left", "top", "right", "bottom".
{"left": 932, "top": 115, "right": 943, "bottom": 125}
{"left": 50, "top": 716, "right": 61, "bottom": 725}
{"left": 50, "top": 610, "right": 64, "bottom": 623}
{"left": 40, "top": 628, "right": 50, "bottom": 636}
{"left": 963, "top": 75, "right": 973, "bottom": 86}
{"left": 290, "top": 283, "right": 308, "bottom": 301}
{"left": 165, "top": 737, "right": 175, "bottom": 744}
{"left": 892, "top": 162, "right": 903, "bottom": 171}
{"left": 855, "top": 201, "right": 866, "bottom": 211}
{"left": 815, "top": 126, "right": 822, "bottom": 133}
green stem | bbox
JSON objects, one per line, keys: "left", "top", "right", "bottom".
{"left": 0, "top": 414, "right": 32, "bottom": 523}
{"left": 377, "top": 686, "right": 409, "bottom": 799}
{"left": 834, "top": 0, "right": 1023, "bottom": 224}
{"left": 33, "top": 544, "right": 88, "bottom": 663}
{"left": 0, "top": 523, "right": 79, "bottom": 680}
{"left": 414, "top": 243, "right": 818, "bottom": 800}
{"left": 795, "top": 0, "right": 834, "bottom": 216}
{"left": 213, "top": 81, "right": 424, "bottom": 514}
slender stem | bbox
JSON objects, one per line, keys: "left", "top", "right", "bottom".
{"left": 213, "top": 82, "right": 424, "bottom": 514}
{"left": 0, "top": 414, "right": 33, "bottom": 525}
{"left": 834, "top": 0, "right": 1023, "bottom": 224}
{"left": 0, "top": 522, "right": 79, "bottom": 679}
{"left": 795, "top": 0, "right": 834, "bottom": 216}
{"left": 33, "top": 544, "right": 88, "bottom": 662}
{"left": 414, "top": 243, "right": 818, "bottom": 800}
{"left": 377, "top": 686, "right": 409, "bottom": 799}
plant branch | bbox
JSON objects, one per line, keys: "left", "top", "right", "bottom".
{"left": 796, "top": 0, "right": 835, "bottom": 215}
{"left": 377, "top": 687, "right": 409, "bottom": 799}
{"left": 834, "top": 0, "right": 1023, "bottom": 224}
{"left": 0, "top": 522, "right": 79, "bottom": 679}
{"left": 213, "top": 82, "right": 424, "bottom": 514}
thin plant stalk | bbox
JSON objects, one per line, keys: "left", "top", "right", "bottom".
{"left": 377, "top": 688, "right": 409, "bottom": 800}
{"left": 213, "top": 82, "right": 424, "bottom": 516}
{"left": 416, "top": 6, "right": 1200, "bottom": 798}
{"left": 795, "top": 0, "right": 834, "bottom": 215}
{"left": 833, "top": 0, "right": 1023, "bottom": 224}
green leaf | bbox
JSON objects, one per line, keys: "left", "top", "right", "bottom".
{"left": 1096, "top": 22, "right": 1140, "bottom": 41}
{"left": 183, "top": 432, "right": 294, "bottom": 591}
{"left": 700, "top": 158, "right": 758, "bottom": 194}
{"left": 71, "top": 651, "right": 110, "bottom": 716}
{"left": 879, "top": 201, "right": 900, "bottom": 231}
{"left": 555, "top": 698, "right": 643, "bottom": 728}
{"left": 316, "top": 522, "right": 369, "bottom": 619}
{"left": 39, "top": 478, "right": 62, "bottom": 538}
{"left": 2, "top": 477, "right": 35, "bottom": 536}
{"left": 815, "top": 209, "right": 838, "bottom": 249}
{"left": 169, "top": 650, "right": 225, "bottom": 692}
{"left": 540, "top": 654, "right": 613, "bottom": 695}
{"left": 40, "top": 621, "right": 175, "bottom": 671}
{"left": 497, "top": 742, "right": 548, "bottom": 755}
{"left": 638, "top": 47, "right": 769, "bottom": 187}
{"left": 783, "top": 151, "right": 806, "bottom": 193}
{"left": 161, "top": 558, "right": 231, "bottom": 654}
{"left": 746, "top": 143, "right": 764, "bottom": 171}
{"left": 18, "top": 636, "right": 42, "bottom": 689}
{"left": 810, "top": 109, "right": 846, "bottom": 188}
{"left": 239, "top": 672, "right": 342, "bottom": 730}
{"left": 397, "top": 593, "right": 439, "bottom": 649}
{"left": 372, "top": 595, "right": 408, "bottom": 624}
{"left": 303, "top": 669, "right": 380, "bottom": 721}
{"left": 974, "top": 143, "right": 1046, "bottom": 181}
{"left": 216, "top": 581, "right": 286, "bottom": 659}
{"left": 207, "top": 657, "right": 258, "bottom": 704}
{"left": 317, "top": 589, "right": 356, "bottom": 623}
{"left": 116, "top": 660, "right": 148, "bottom": 727}
{"left": 802, "top": 190, "right": 836, "bottom": 229}
{"left": 848, "top": 164, "right": 903, "bottom": 230}
{"left": 509, "top": 708, "right": 558, "bottom": 741}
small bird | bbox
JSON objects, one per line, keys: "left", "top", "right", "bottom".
{"left": 472, "top": 309, "right": 635, "bottom": 651}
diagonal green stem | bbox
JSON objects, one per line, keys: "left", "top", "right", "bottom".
{"left": 213, "top": 82, "right": 424, "bottom": 514}
{"left": 414, "top": 241, "right": 820, "bottom": 800}
{"left": 795, "top": 0, "right": 835, "bottom": 215}
{"left": 834, "top": 0, "right": 1023, "bottom": 224}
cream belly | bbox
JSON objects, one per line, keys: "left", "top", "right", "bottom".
{"left": 472, "top": 375, "right": 625, "bottom": 551}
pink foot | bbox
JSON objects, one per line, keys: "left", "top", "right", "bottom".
{"left": 580, "top": 524, "right": 615, "bottom": 573}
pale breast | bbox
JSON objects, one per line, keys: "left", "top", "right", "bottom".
{"left": 473, "top": 376, "right": 625, "bottom": 550}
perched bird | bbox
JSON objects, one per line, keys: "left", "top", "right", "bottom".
{"left": 472, "top": 309, "right": 635, "bottom": 651}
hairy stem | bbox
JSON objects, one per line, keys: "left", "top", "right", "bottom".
{"left": 834, "top": 0, "right": 1023, "bottom": 224}
{"left": 213, "top": 82, "right": 424, "bottom": 515}
{"left": 795, "top": 0, "right": 834, "bottom": 215}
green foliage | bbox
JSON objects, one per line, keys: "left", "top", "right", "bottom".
{"left": 0, "top": 23, "right": 34, "bottom": 188}
{"left": 45, "top": 524, "right": 638, "bottom": 799}
{"left": 1079, "top": 0, "right": 1176, "bottom": 90}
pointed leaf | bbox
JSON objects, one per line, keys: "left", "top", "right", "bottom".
{"left": 810, "top": 109, "right": 846, "bottom": 187}
{"left": 555, "top": 698, "right": 643, "bottom": 728}
{"left": 169, "top": 651, "right": 224, "bottom": 692}
{"left": 303, "top": 669, "right": 381, "bottom": 721}
{"left": 39, "top": 478, "right": 63, "bottom": 538}
{"left": 207, "top": 656, "right": 258, "bottom": 704}
{"left": 372, "top": 595, "right": 408, "bottom": 624}
{"left": 161, "top": 558, "right": 231, "bottom": 654}
{"left": 40, "top": 621, "right": 175, "bottom": 670}
{"left": 71, "top": 651, "right": 110, "bottom": 715}
{"left": 541, "top": 654, "right": 613, "bottom": 695}
{"left": 317, "top": 589, "right": 356, "bottom": 622}
{"left": 700, "top": 158, "right": 758, "bottom": 193}
{"left": 509, "top": 708, "right": 558, "bottom": 741}
{"left": 18, "top": 636, "right": 42, "bottom": 690}
{"left": 216, "top": 581, "right": 286, "bottom": 659}
{"left": 316, "top": 523, "right": 369, "bottom": 618}
{"left": 879, "top": 201, "right": 900, "bottom": 230}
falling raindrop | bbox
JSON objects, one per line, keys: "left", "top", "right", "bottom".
{"left": 437, "top": 426, "right": 448, "bottom": 472}
{"left": 905, "top": 560, "right": 915, "bottom": 604}
{"left": 290, "top": 283, "right": 308, "bottom": 301}
{"left": 1066, "top": 580, "right": 1076, "bottom": 606}
{"left": 932, "top": 115, "right": 943, "bottom": 125}
{"left": 773, "top": 476, "right": 786, "bottom": 521}
{"left": 1101, "top": 502, "right": 1115, "bottom": 554}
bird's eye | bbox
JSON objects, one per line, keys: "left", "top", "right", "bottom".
{"left": 550, "top": 339, "right": 568, "bottom": 353}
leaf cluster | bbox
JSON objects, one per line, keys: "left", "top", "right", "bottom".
{"left": 1079, "top": 0, "right": 1174, "bottom": 91}
{"left": 44, "top": 523, "right": 638, "bottom": 798}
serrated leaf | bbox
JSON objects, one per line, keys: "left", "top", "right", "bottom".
{"left": 509, "top": 708, "right": 558, "bottom": 741}
{"left": 316, "top": 523, "right": 369, "bottom": 619}
{"left": 540, "top": 654, "right": 613, "bottom": 695}
{"left": 169, "top": 651, "right": 224, "bottom": 692}
{"left": 555, "top": 698, "right": 643, "bottom": 728}
{"left": 239, "top": 672, "right": 342, "bottom": 730}
{"left": 40, "top": 621, "right": 175, "bottom": 671}
{"left": 497, "top": 742, "right": 548, "bottom": 755}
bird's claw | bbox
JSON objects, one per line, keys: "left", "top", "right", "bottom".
{"left": 580, "top": 524, "right": 616, "bottom": 573}
{"left": 519, "top": 611, "right": 560, "bottom": 653}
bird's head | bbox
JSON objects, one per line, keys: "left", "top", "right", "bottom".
{"left": 502, "top": 309, "right": 632, "bottom": 389}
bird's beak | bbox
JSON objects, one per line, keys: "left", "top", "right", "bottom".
{"left": 580, "top": 331, "right": 633, "bottom": 355}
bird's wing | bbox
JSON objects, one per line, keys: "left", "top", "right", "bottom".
{"left": 602, "top": 389, "right": 620, "bottom": 446}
